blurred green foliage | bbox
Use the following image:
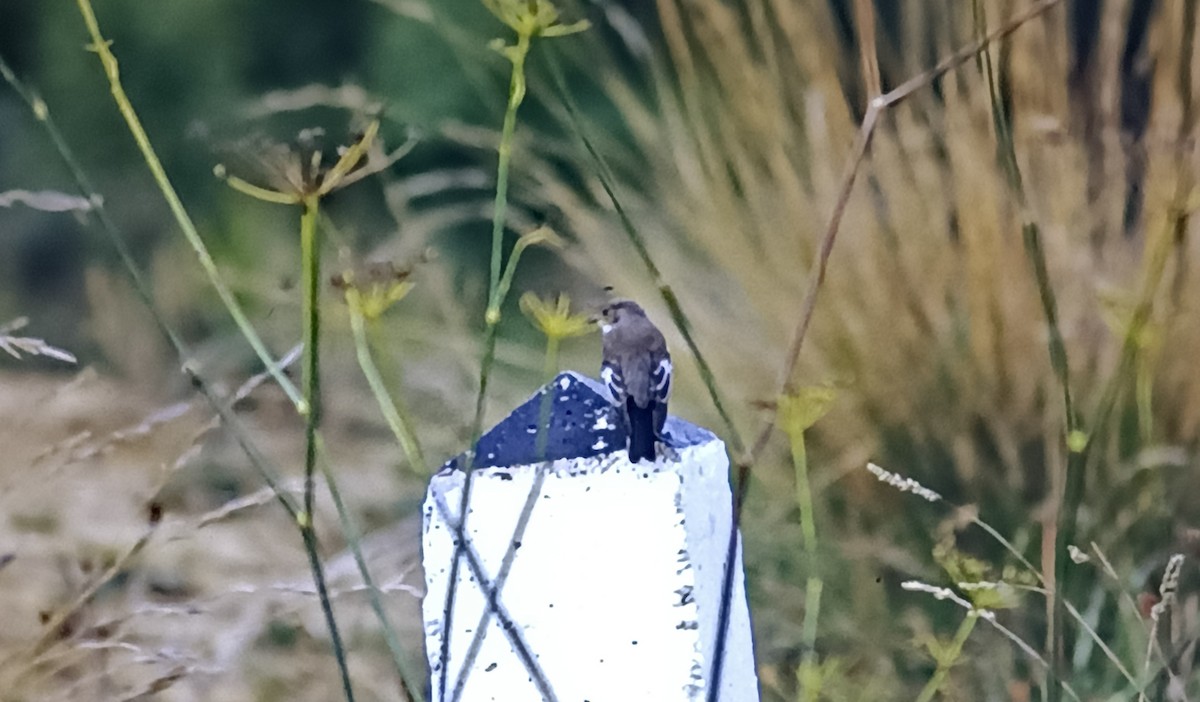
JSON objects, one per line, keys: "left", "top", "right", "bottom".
{"left": 2, "top": 0, "right": 1199, "bottom": 700}
{"left": 0, "top": 0, "right": 489, "bottom": 344}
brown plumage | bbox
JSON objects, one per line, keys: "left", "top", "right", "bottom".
{"left": 598, "top": 300, "right": 671, "bottom": 462}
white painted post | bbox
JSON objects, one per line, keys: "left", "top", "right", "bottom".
{"left": 422, "top": 372, "right": 758, "bottom": 702}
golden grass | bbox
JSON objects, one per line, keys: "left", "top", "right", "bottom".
{"left": 3, "top": 0, "right": 1198, "bottom": 698}
{"left": 475, "top": 0, "right": 1200, "bottom": 695}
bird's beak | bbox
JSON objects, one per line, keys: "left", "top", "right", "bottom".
{"left": 587, "top": 313, "right": 612, "bottom": 334}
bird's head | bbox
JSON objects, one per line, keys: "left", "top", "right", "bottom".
{"left": 595, "top": 299, "right": 647, "bottom": 335}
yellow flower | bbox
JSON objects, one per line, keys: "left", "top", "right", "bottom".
{"left": 933, "top": 538, "right": 1022, "bottom": 611}
{"left": 482, "top": 0, "right": 589, "bottom": 39}
{"left": 777, "top": 385, "right": 838, "bottom": 437}
{"left": 335, "top": 261, "right": 416, "bottom": 322}
{"left": 214, "top": 120, "right": 381, "bottom": 204}
{"left": 520, "top": 292, "right": 594, "bottom": 340}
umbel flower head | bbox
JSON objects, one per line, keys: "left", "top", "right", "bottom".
{"left": 334, "top": 258, "right": 419, "bottom": 322}
{"left": 482, "top": 0, "right": 589, "bottom": 40}
{"left": 776, "top": 384, "right": 837, "bottom": 438}
{"left": 214, "top": 120, "right": 384, "bottom": 204}
{"left": 520, "top": 292, "right": 594, "bottom": 341}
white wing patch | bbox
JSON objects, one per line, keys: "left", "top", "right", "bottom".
{"left": 601, "top": 363, "right": 625, "bottom": 403}
{"left": 651, "top": 357, "right": 672, "bottom": 401}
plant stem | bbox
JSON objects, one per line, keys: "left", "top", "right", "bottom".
{"left": 45, "top": 15, "right": 352, "bottom": 692}
{"left": 488, "top": 32, "right": 530, "bottom": 304}
{"left": 914, "top": 613, "right": 979, "bottom": 702}
{"left": 298, "top": 521, "right": 357, "bottom": 702}
{"left": 367, "top": 318, "right": 427, "bottom": 471}
{"left": 72, "top": 0, "right": 307, "bottom": 414}
{"left": 542, "top": 336, "right": 560, "bottom": 388}
{"left": 348, "top": 301, "right": 428, "bottom": 474}
{"left": 301, "top": 195, "right": 323, "bottom": 525}
{"left": 316, "top": 439, "right": 425, "bottom": 702}
{"left": 0, "top": 53, "right": 301, "bottom": 522}
{"left": 971, "top": 3, "right": 1081, "bottom": 694}
{"left": 297, "top": 194, "right": 356, "bottom": 702}
{"left": 450, "top": 332, "right": 561, "bottom": 700}
{"left": 1, "top": 54, "right": 366, "bottom": 700}
{"left": 789, "top": 431, "right": 823, "bottom": 667}
{"left": 440, "top": 30, "right": 534, "bottom": 701}
{"left": 542, "top": 50, "right": 744, "bottom": 457}
{"left": 538, "top": 335, "right": 561, "bottom": 453}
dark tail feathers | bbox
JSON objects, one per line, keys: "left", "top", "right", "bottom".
{"left": 626, "top": 399, "right": 659, "bottom": 463}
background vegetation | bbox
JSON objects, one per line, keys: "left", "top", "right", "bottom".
{"left": 0, "top": 0, "right": 1197, "bottom": 700}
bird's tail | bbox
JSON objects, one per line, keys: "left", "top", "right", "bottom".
{"left": 626, "top": 399, "right": 657, "bottom": 463}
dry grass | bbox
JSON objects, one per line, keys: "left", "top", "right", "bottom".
{"left": 0, "top": 362, "right": 432, "bottom": 701}
{"left": 2, "top": 0, "right": 1199, "bottom": 699}
{"left": 450, "top": 0, "right": 1200, "bottom": 696}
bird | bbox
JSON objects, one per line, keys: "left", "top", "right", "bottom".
{"left": 597, "top": 299, "right": 671, "bottom": 463}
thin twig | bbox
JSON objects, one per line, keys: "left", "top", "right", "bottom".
{"left": 901, "top": 581, "right": 1081, "bottom": 701}
{"left": 72, "top": 0, "right": 307, "bottom": 413}
{"left": 296, "top": 193, "right": 356, "bottom": 702}
{"left": 348, "top": 304, "right": 428, "bottom": 475}
{"left": 542, "top": 49, "right": 746, "bottom": 458}
{"left": 450, "top": 336, "right": 560, "bottom": 700}
{"left": 746, "top": 0, "right": 1067, "bottom": 468}
{"left": 913, "top": 612, "right": 979, "bottom": 702}
{"left": 0, "top": 55, "right": 300, "bottom": 523}
{"left": 316, "top": 439, "right": 425, "bottom": 702}
{"left": 441, "top": 18, "right": 572, "bottom": 699}
{"left": 718, "top": 3, "right": 1069, "bottom": 695}
{"left": 971, "top": 0, "right": 1080, "bottom": 691}
{"left": 429, "top": 489, "right": 558, "bottom": 702}
{"left": 853, "top": 0, "right": 882, "bottom": 100}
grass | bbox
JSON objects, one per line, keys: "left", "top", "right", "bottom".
{"left": 1, "top": 0, "right": 1199, "bottom": 699}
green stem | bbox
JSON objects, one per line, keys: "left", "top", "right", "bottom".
{"left": 542, "top": 49, "right": 744, "bottom": 457}
{"left": 1, "top": 52, "right": 302, "bottom": 524}
{"left": 789, "top": 430, "right": 823, "bottom": 674}
{"left": 366, "top": 319, "right": 427, "bottom": 471}
{"left": 73, "top": 0, "right": 307, "bottom": 414}
{"left": 301, "top": 196, "right": 322, "bottom": 523}
{"left": 297, "top": 195, "right": 356, "bottom": 702}
{"left": 8, "top": 32, "right": 356, "bottom": 693}
{"left": 542, "top": 335, "right": 561, "bottom": 387}
{"left": 914, "top": 613, "right": 979, "bottom": 702}
{"left": 461, "top": 230, "right": 541, "bottom": 508}
{"left": 461, "top": 32, "right": 539, "bottom": 526}
{"left": 349, "top": 303, "right": 428, "bottom": 474}
{"left": 972, "top": 3, "right": 1079, "bottom": 692}
{"left": 298, "top": 522, "right": 357, "bottom": 702}
{"left": 459, "top": 232, "right": 539, "bottom": 471}
{"left": 440, "top": 30, "right": 534, "bottom": 701}
{"left": 41, "top": 12, "right": 348, "bottom": 698}
{"left": 449, "top": 332, "right": 561, "bottom": 700}
{"left": 488, "top": 32, "right": 530, "bottom": 305}
{"left": 316, "top": 439, "right": 425, "bottom": 702}
{"left": 536, "top": 334, "right": 561, "bottom": 459}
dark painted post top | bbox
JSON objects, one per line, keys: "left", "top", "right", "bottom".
{"left": 440, "top": 371, "right": 716, "bottom": 472}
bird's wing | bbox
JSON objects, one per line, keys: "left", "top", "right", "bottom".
{"left": 601, "top": 360, "right": 626, "bottom": 404}
{"left": 651, "top": 356, "right": 671, "bottom": 404}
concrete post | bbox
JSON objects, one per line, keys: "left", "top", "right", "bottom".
{"left": 422, "top": 372, "right": 758, "bottom": 701}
